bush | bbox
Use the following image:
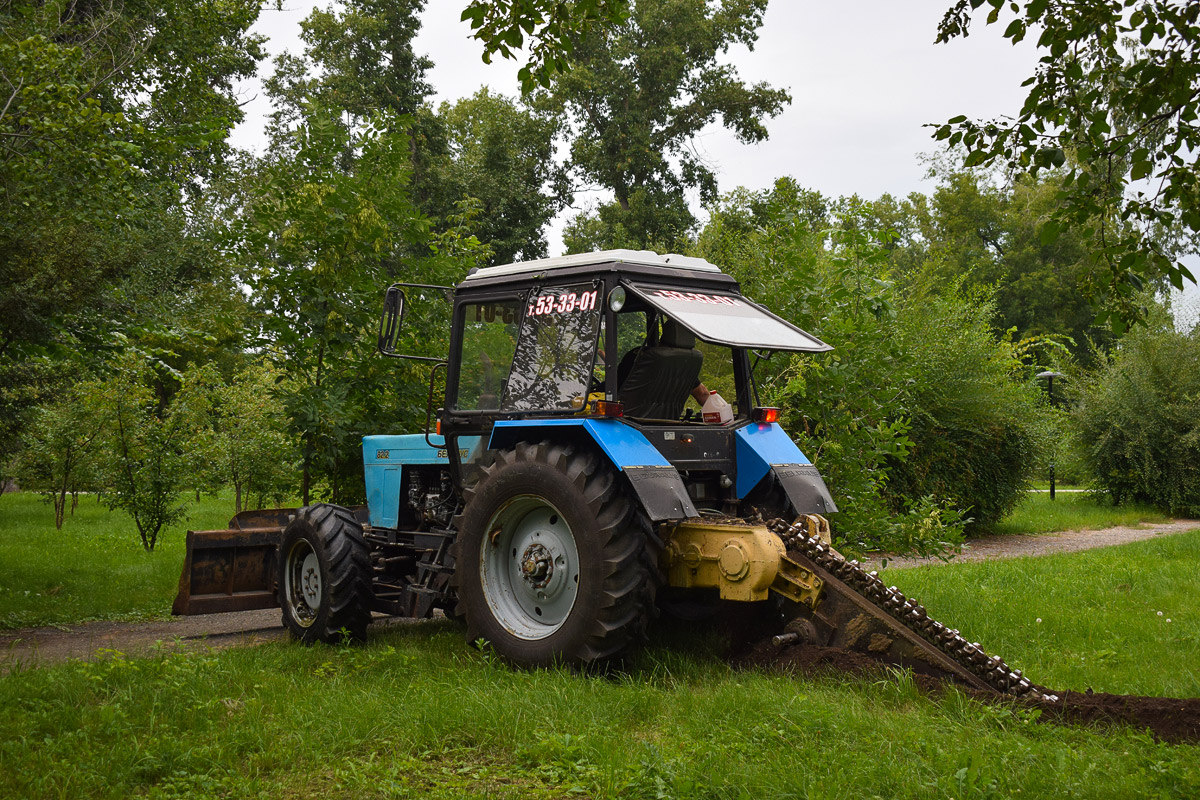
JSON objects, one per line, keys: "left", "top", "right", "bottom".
{"left": 888, "top": 287, "right": 1051, "bottom": 530}
{"left": 1072, "top": 319, "right": 1200, "bottom": 516}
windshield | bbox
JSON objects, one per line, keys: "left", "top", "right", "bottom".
{"left": 502, "top": 284, "right": 602, "bottom": 411}
{"left": 626, "top": 283, "right": 830, "bottom": 353}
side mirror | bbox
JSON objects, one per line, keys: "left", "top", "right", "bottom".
{"left": 377, "top": 285, "right": 406, "bottom": 355}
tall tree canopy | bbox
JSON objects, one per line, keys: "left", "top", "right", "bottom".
{"left": 545, "top": 0, "right": 790, "bottom": 251}
{"left": 269, "top": 0, "right": 566, "bottom": 264}
{"left": 935, "top": 0, "right": 1200, "bottom": 332}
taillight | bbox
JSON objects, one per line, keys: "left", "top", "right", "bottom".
{"left": 435, "top": 418, "right": 442, "bottom": 436}
{"left": 594, "top": 400, "right": 625, "bottom": 418}
{"left": 751, "top": 407, "right": 779, "bottom": 424}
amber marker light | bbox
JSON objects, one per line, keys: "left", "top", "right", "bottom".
{"left": 751, "top": 407, "right": 779, "bottom": 424}
{"left": 593, "top": 400, "right": 625, "bottom": 418}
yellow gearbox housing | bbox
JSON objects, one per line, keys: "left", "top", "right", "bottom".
{"left": 659, "top": 519, "right": 824, "bottom": 606}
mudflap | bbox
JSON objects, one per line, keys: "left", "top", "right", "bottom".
{"left": 171, "top": 508, "right": 299, "bottom": 616}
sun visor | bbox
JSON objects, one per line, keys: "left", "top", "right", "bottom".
{"left": 626, "top": 283, "right": 832, "bottom": 352}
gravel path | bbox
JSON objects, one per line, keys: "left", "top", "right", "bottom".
{"left": 3, "top": 520, "right": 1197, "bottom": 670}
{"left": 865, "top": 519, "right": 1200, "bottom": 570}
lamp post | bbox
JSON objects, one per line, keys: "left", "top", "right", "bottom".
{"left": 1036, "top": 371, "right": 1065, "bottom": 500}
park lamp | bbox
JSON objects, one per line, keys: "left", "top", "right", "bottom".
{"left": 1036, "top": 371, "right": 1066, "bottom": 500}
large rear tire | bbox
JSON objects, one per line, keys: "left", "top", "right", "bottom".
{"left": 452, "top": 442, "right": 654, "bottom": 667}
{"left": 279, "top": 504, "right": 372, "bottom": 644}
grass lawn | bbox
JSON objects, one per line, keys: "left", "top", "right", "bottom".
{"left": 882, "top": 530, "right": 1200, "bottom": 698}
{"left": 985, "top": 491, "right": 1170, "bottom": 537}
{"left": 0, "top": 492, "right": 245, "bottom": 629}
{"left": 0, "top": 529, "right": 1197, "bottom": 797}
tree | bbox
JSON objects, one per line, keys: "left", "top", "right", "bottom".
{"left": 238, "top": 105, "right": 431, "bottom": 504}
{"left": 1072, "top": 309, "right": 1200, "bottom": 515}
{"left": 189, "top": 364, "right": 297, "bottom": 514}
{"left": 0, "top": 0, "right": 263, "bottom": 473}
{"left": 935, "top": 0, "right": 1200, "bottom": 332}
{"left": 542, "top": 0, "right": 790, "bottom": 251}
{"left": 425, "top": 89, "right": 571, "bottom": 264}
{"left": 871, "top": 170, "right": 1117, "bottom": 360}
{"left": 13, "top": 381, "right": 108, "bottom": 529}
{"left": 94, "top": 358, "right": 208, "bottom": 551}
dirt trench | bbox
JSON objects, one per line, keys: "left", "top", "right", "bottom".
{"left": 733, "top": 639, "right": 1200, "bottom": 744}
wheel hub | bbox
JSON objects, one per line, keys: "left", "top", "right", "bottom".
{"left": 520, "top": 543, "right": 554, "bottom": 587}
{"left": 301, "top": 552, "right": 321, "bottom": 605}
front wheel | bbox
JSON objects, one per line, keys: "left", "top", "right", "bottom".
{"left": 279, "top": 504, "right": 372, "bottom": 644}
{"left": 452, "top": 442, "right": 654, "bottom": 667}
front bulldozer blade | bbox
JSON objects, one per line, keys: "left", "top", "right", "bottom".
{"left": 171, "top": 509, "right": 296, "bottom": 616}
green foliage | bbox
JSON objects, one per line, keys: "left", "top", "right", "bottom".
{"left": 237, "top": 106, "right": 430, "bottom": 503}
{"left": 460, "top": 0, "right": 631, "bottom": 91}
{"left": 879, "top": 170, "right": 1117, "bottom": 362}
{"left": 542, "top": 0, "right": 790, "bottom": 251}
{"left": 187, "top": 364, "right": 297, "bottom": 514}
{"left": 1072, "top": 317, "right": 1200, "bottom": 516}
{"left": 11, "top": 379, "right": 108, "bottom": 529}
{"left": 889, "top": 287, "right": 1051, "bottom": 529}
{"left": 0, "top": 0, "right": 262, "bottom": 477}
{"left": 935, "top": 0, "right": 1200, "bottom": 332}
{"left": 91, "top": 358, "right": 208, "bottom": 552}
{"left": 425, "top": 89, "right": 570, "bottom": 263}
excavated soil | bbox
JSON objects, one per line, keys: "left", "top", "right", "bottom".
{"left": 733, "top": 638, "right": 1200, "bottom": 744}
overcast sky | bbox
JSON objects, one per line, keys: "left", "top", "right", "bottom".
{"left": 229, "top": 1, "right": 1199, "bottom": 324}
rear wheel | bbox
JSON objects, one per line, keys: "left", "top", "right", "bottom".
{"left": 452, "top": 442, "right": 654, "bottom": 667}
{"left": 279, "top": 504, "right": 372, "bottom": 644}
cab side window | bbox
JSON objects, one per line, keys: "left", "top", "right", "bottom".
{"left": 455, "top": 299, "right": 521, "bottom": 411}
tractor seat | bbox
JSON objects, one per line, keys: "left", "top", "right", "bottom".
{"left": 618, "top": 320, "right": 703, "bottom": 419}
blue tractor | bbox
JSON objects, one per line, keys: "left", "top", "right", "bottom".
{"left": 172, "top": 250, "right": 1047, "bottom": 698}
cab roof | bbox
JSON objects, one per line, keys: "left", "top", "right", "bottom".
{"left": 462, "top": 250, "right": 720, "bottom": 282}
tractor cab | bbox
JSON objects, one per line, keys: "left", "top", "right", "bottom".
{"left": 380, "top": 250, "right": 838, "bottom": 523}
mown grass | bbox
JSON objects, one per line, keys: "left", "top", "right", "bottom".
{"left": 0, "top": 492, "right": 242, "bottom": 629}
{"left": 883, "top": 529, "right": 1200, "bottom": 698}
{"left": 985, "top": 491, "right": 1170, "bottom": 536}
{"left": 0, "top": 531, "right": 1198, "bottom": 798}
{"left": 2, "top": 618, "right": 1198, "bottom": 800}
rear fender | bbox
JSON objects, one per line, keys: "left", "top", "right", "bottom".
{"left": 736, "top": 423, "right": 838, "bottom": 515}
{"left": 489, "top": 419, "right": 698, "bottom": 521}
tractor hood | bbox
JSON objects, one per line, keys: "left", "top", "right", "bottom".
{"left": 626, "top": 283, "right": 831, "bottom": 353}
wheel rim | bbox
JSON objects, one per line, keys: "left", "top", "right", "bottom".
{"left": 480, "top": 495, "right": 580, "bottom": 640}
{"left": 284, "top": 539, "right": 321, "bottom": 628}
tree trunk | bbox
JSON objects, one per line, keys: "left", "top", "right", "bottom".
{"left": 70, "top": 491, "right": 79, "bottom": 515}
{"left": 235, "top": 482, "right": 243, "bottom": 514}
{"left": 54, "top": 490, "right": 65, "bottom": 530}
